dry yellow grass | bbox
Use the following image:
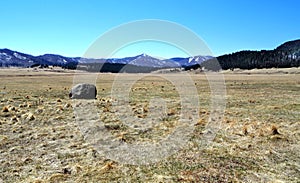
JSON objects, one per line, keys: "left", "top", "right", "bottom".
{"left": 0, "top": 68, "right": 299, "bottom": 182}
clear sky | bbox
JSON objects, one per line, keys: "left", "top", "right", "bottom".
{"left": 1, "top": 0, "right": 299, "bottom": 58}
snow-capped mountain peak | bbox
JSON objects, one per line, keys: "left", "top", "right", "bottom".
{"left": 0, "top": 48, "right": 212, "bottom": 68}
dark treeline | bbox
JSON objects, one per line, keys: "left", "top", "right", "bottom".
{"left": 215, "top": 49, "right": 300, "bottom": 70}
{"left": 63, "top": 62, "right": 165, "bottom": 73}
{"left": 202, "top": 39, "right": 300, "bottom": 71}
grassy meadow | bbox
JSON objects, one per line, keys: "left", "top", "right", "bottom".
{"left": 0, "top": 68, "right": 299, "bottom": 182}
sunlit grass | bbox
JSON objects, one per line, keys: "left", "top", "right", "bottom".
{"left": 0, "top": 68, "right": 299, "bottom": 182}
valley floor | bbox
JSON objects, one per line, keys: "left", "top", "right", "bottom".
{"left": 0, "top": 68, "right": 299, "bottom": 182}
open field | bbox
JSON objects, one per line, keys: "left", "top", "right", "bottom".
{"left": 0, "top": 68, "right": 299, "bottom": 182}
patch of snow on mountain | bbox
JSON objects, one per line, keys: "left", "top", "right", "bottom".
{"left": 13, "top": 52, "right": 27, "bottom": 60}
{"left": 0, "top": 52, "right": 12, "bottom": 61}
{"left": 0, "top": 52, "right": 8, "bottom": 56}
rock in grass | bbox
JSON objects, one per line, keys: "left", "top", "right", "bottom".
{"left": 69, "top": 83, "right": 97, "bottom": 99}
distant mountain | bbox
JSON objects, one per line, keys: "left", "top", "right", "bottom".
{"left": 276, "top": 39, "right": 300, "bottom": 56}
{"left": 0, "top": 49, "right": 210, "bottom": 70}
{"left": 166, "top": 55, "right": 213, "bottom": 67}
{"left": 37, "top": 54, "right": 80, "bottom": 66}
{"left": 122, "top": 54, "right": 178, "bottom": 67}
{"left": 104, "top": 54, "right": 180, "bottom": 68}
{"left": 1, "top": 39, "right": 299, "bottom": 71}
{"left": 0, "top": 49, "right": 49, "bottom": 67}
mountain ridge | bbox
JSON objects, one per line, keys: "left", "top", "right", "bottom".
{"left": 0, "top": 49, "right": 210, "bottom": 69}
{"left": 0, "top": 39, "right": 299, "bottom": 71}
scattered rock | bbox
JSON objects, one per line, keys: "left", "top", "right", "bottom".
{"left": 69, "top": 83, "right": 97, "bottom": 99}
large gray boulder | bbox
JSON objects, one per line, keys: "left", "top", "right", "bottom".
{"left": 69, "top": 83, "right": 97, "bottom": 99}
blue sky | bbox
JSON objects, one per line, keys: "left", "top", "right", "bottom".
{"left": 1, "top": 0, "right": 299, "bottom": 58}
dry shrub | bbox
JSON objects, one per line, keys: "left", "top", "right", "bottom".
{"left": 2, "top": 106, "right": 9, "bottom": 112}
{"left": 57, "top": 105, "right": 64, "bottom": 111}
{"left": 47, "top": 173, "right": 68, "bottom": 182}
{"left": 167, "top": 109, "right": 176, "bottom": 116}
{"left": 242, "top": 125, "right": 249, "bottom": 135}
{"left": 271, "top": 125, "right": 280, "bottom": 135}
{"left": 10, "top": 116, "right": 18, "bottom": 122}
{"left": 64, "top": 103, "right": 71, "bottom": 108}
{"left": 143, "top": 106, "right": 149, "bottom": 113}
{"left": 100, "top": 162, "right": 114, "bottom": 171}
